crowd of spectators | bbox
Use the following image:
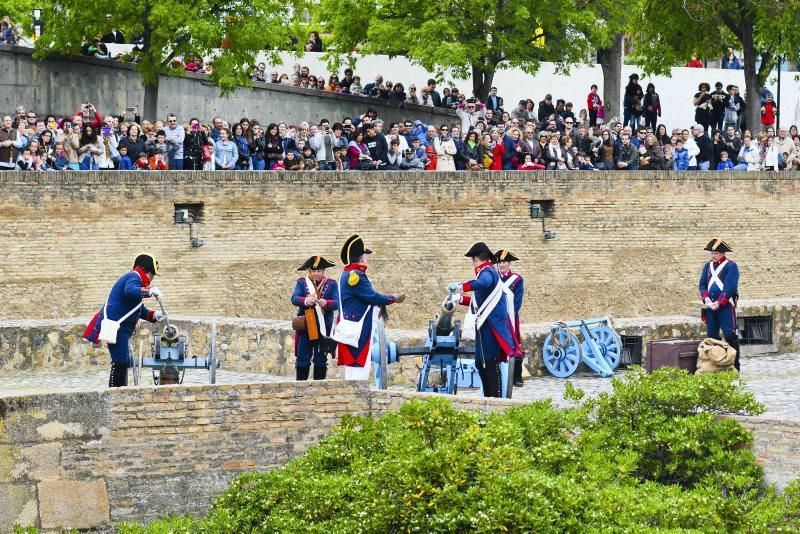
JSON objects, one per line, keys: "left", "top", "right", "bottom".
{"left": 1, "top": 62, "right": 797, "bottom": 172}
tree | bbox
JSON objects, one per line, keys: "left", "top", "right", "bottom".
{"left": 34, "top": 1, "right": 297, "bottom": 120}
{"left": 634, "top": 0, "right": 799, "bottom": 132}
{"left": 315, "top": 0, "right": 610, "bottom": 102}
{"left": 0, "top": 0, "right": 37, "bottom": 32}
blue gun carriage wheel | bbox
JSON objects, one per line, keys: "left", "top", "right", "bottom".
{"left": 586, "top": 325, "right": 622, "bottom": 370}
{"left": 543, "top": 331, "right": 581, "bottom": 378}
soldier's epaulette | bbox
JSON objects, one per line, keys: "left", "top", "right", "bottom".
{"left": 348, "top": 272, "right": 360, "bottom": 286}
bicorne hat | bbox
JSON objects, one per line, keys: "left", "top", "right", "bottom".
{"left": 341, "top": 235, "right": 373, "bottom": 264}
{"left": 704, "top": 239, "right": 732, "bottom": 253}
{"left": 464, "top": 242, "right": 495, "bottom": 261}
{"left": 133, "top": 253, "right": 160, "bottom": 275}
{"left": 297, "top": 256, "right": 335, "bottom": 271}
{"left": 493, "top": 249, "right": 520, "bottom": 263}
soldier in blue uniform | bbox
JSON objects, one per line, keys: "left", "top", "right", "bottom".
{"left": 698, "top": 239, "right": 741, "bottom": 370}
{"left": 83, "top": 254, "right": 165, "bottom": 387}
{"left": 495, "top": 249, "right": 526, "bottom": 387}
{"left": 455, "top": 242, "right": 519, "bottom": 397}
{"left": 335, "top": 235, "right": 405, "bottom": 380}
{"left": 290, "top": 255, "right": 339, "bottom": 381}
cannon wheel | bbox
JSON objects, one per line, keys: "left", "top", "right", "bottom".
{"left": 208, "top": 321, "right": 218, "bottom": 384}
{"left": 588, "top": 325, "right": 623, "bottom": 371}
{"left": 543, "top": 331, "right": 582, "bottom": 378}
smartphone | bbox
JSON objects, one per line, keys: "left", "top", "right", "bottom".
{"left": 125, "top": 107, "right": 136, "bottom": 113}
{"left": 191, "top": 123, "right": 200, "bottom": 131}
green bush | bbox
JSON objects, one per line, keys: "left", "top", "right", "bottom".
{"left": 121, "top": 369, "right": 800, "bottom": 533}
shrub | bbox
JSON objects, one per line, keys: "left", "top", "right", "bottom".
{"left": 121, "top": 369, "right": 800, "bottom": 533}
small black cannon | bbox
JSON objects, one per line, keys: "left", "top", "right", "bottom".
{"left": 373, "top": 284, "right": 518, "bottom": 397}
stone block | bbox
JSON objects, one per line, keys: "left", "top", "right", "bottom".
{"left": 0, "top": 483, "right": 37, "bottom": 531}
{"left": 38, "top": 479, "right": 111, "bottom": 530}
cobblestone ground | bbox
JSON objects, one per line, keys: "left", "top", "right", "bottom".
{"left": 1, "top": 355, "right": 798, "bottom": 420}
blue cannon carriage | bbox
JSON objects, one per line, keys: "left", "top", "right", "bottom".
{"left": 372, "top": 284, "right": 517, "bottom": 397}
{"left": 132, "top": 299, "right": 220, "bottom": 385}
{"left": 541, "top": 317, "right": 622, "bottom": 378}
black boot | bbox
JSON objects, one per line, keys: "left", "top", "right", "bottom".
{"left": 109, "top": 362, "right": 128, "bottom": 388}
{"left": 313, "top": 365, "right": 327, "bottom": 380}
{"left": 475, "top": 360, "right": 487, "bottom": 390}
{"left": 483, "top": 360, "right": 501, "bottom": 398}
{"left": 296, "top": 366, "right": 310, "bottom": 381}
{"left": 513, "top": 358, "right": 524, "bottom": 387}
{"left": 727, "top": 337, "right": 741, "bottom": 372}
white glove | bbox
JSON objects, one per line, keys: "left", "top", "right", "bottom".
{"left": 304, "top": 296, "right": 316, "bottom": 306}
{"left": 153, "top": 310, "right": 165, "bottom": 321}
{"left": 149, "top": 286, "right": 163, "bottom": 300}
{"left": 704, "top": 297, "right": 713, "bottom": 308}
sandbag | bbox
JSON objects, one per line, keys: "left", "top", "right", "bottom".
{"left": 695, "top": 337, "right": 737, "bottom": 374}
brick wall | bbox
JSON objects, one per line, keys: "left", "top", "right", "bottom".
{"left": 1, "top": 171, "right": 798, "bottom": 330}
{"left": 1, "top": 384, "right": 798, "bottom": 531}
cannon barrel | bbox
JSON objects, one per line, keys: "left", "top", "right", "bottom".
{"left": 435, "top": 299, "right": 456, "bottom": 336}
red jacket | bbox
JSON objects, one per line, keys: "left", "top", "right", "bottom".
{"left": 490, "top": 143, "right": 504, "bottom": 170}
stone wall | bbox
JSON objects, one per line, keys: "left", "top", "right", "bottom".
{"left": 1, "top": 384, "right": 798, "bottom": 531}
{"left": 0, "top": 47, "right": 455, "bottom": 126}
{"left": 2, "top": 171, "right": 799, "bottom": 330}
{"left": 2, "top": 301, "right": 798, "bottom": 383}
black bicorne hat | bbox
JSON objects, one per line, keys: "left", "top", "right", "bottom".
{"left": 297, "top": 256, "right": 335, "bottom": 271}
{"left": 704, "top": 239, "right": 732, "bottom": 253}
{"left": 493, "top": 249, "right": 520, "bottom": 263}
{"left": 341, "top": 235, "right": 373, "bottom": 264}
{"left": 133, "top": 253, "right": 160, "bottom": 275}
{"left": 464, "top": 242, "right": 495, "bottom": 262}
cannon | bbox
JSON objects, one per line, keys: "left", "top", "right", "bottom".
{"left": 132, "top": 297, "right": 219, "bottom": 386}
{"left": 541, "top": 317, "right": 621, "bottom": 378}
{"left": 371, "top": 284, "right": 517, "bottom": 397}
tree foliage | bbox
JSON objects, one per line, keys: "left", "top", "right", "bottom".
{"left": 121, "top": 368, "right": 799, "bottom": 533}
{"left": 633, "top": 0, "right": 800, "bottom": 129}
{"left": 314, "top": 0, "right": 619, "bottom": 100}
{"left": 33, "top": 1, "right": 299, "bottom": 117}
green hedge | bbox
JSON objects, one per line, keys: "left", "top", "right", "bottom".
{"left": 119, "top": 369, "right": 800, "bottom": 533}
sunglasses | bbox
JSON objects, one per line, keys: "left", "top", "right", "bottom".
{"left": 565, "top": 121, "right": 574, "bottom": 125}
{"left": 441, "top": 128, "right": 449, "bottom": 132}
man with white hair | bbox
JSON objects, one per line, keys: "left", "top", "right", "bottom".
{"left": 693, "top": 124, "right": 713, "bottom": 170}
{"left": 774, "top": 126, "right": 796, "bottom": 167}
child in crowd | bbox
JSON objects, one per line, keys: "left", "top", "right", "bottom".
{"left": 576, "top": 152, "right": 596, "bottom": 170}
{"left": 52, "top": 142, "right": 70, "bottom": 170}
{"left": 118, "top": 146, "right": 133, "bottom": 170}
{"left": 517, "top": 153, "right": 538, "bottom": 170}
{"left": 662, "top": 144, "right": 675, "bottom": 171}
{"left": 284, "top": 151, "right": 302, "bottom": 171}
{"left": 271, "top": 154, "right": 286, "bottom": 170}
{"left": 149, "top": 148, "right": 169, "bottom": 170}
{"left": 399, "top": 148, "right": 424, "bottom": 170}
{"left": 673, "top": 139, "right": 689, "bottom": 171}
{"left": 134, "top": 152, "right": 150, "bottom": 169}
{"left": 301, "top": 145, "right": 318, "bottom": 170}
{"left": 333, "top": 146, "right": 349, "bottom": 170}
{"left": 760, "top": 94, "right": 777, "bottom": 129}
{"left": 716, "top": 151, "right": 734, "bottom": 170}
{"left": 17, "top": 148, "right": 35, "bottom": 170}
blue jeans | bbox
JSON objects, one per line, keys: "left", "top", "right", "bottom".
{"left": 79, "top": 157, "right": 98, "bottom": 170}
{"left": 698, "top": 161, "right": 710, "bottom": 171}
{"left": 170, "top": 157, "right": 184, "bottom": 170}
{"left": 252, "top": 157, "right": 265, "bottom": 170}
{"left": 733, "top": 163, "right": 748, "bottom": 171}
